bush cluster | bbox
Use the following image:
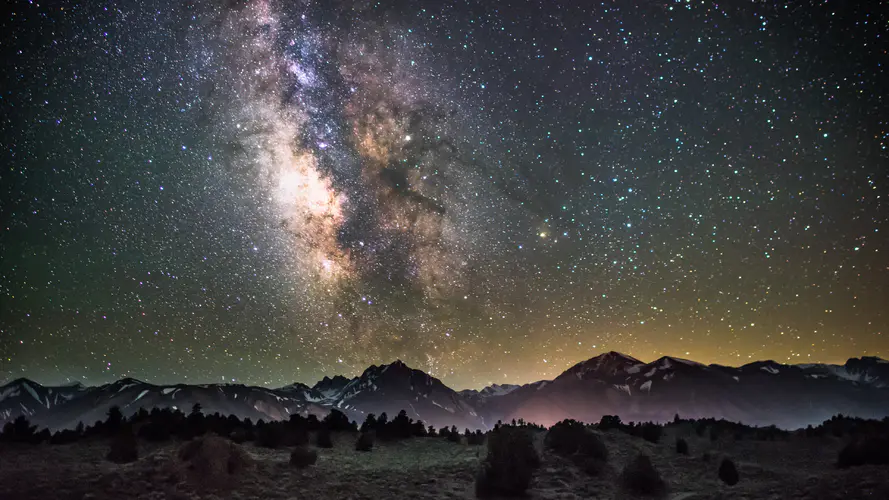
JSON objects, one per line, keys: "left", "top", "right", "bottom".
{"left": 675, "top": 437, "right": 689, "bottom": 455}
{"left": 837, "top": 435, "right": 889, "bottom": 468}
{"left": 718, "top": 458, "right": 739, "bottom": 485}
{"left": 355, "top": 431, "right": 374, "bottom": 451}
{"left": 475, "top": 426, "right": 540, "bottom": 497}
{"left": 290, "top": 445, "right": 318, "bottom": 468}
{"left": 620, "top": 454, "right": 666, "bottom": 496}
{"left": 545, "top": 419, "right": 609, "bottom": 476}
{"left": 358, "top": 410, "right": 431, "bottom": 441}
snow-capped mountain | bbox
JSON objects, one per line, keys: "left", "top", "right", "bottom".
{"left": 469, "top": 353, "right": 889, "bottom": 429}
{"left": 0, "top": 378, "right": 88, "bottom": 423}
{"left": 3, "top": 353, "right": 888, "bottom": 431}
{"left": 1, "top": 377, "right": 328, "bottom": 430}
{"left": 557, "top": 351, "right": 645, "bottom": 381}
{"left": 311, "top": 375, "right": 352, "bottom": 400}
{"left": 458, "top": 384, "right": 521, "bottom": 409}
{"left": 313, "top": 360, "right": 485, "bottom": 430}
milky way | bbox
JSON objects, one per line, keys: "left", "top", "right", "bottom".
{"left": 1, "top": 0, "right": 886, "bottom": 389}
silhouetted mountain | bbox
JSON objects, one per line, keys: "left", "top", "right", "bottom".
{"left": 317, "top": 360, "right": 484, "bottom": 429}
{"left": 312, "top": 375, "right": 352, "bottom": 399}
{"left": 0, "top": 378, "right": 88, "bottom": 422}
{"left": 470, "top": 354, "right": 889, "bottom": 428}
{"left": 459, "top": 383, "right": 521, "bottom": 405}
{"left": 2, "top": 353, "right": 888, "bottom": 431}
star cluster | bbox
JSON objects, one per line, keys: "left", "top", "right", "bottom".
{"left": 1, "top": 0, "right": 886, "bottom": 389}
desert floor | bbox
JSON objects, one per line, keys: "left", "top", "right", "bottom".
{"left": 1, "top": 427, "right": 887, "bottom": 499}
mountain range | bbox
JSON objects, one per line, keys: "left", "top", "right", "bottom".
{"left": 3, "top": 352, "right": 889, "bottom": 431}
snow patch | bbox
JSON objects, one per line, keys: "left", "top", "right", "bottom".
{"left": 302, "top": 391, "right": 323, "bottom": 402}
{"left": 613, "top": 384, "right": 632, "bottom": 395}
{"left": 0, "top": 386, "right": 21, "bottom": 403}
{"left": 431, "top": 400, "right": 455, "bottom": 413}
{"left": 826, "top": 366, "right": 877, "bottom": 384}
{"left": 640, "top": 380, "right": 652, "bottom": 392}
{"left": 161, "top": 387, "right": 176, "bottom": 395}
{"left": 117, "top": 382, "right": 140, "bottom": 393}
{"left": 480, "top": 384, "right": 519, "bottom": 397}
{"left": 732, "top": 376, "right": 740, "bottom": 382}
{"left": 626, "top": 364, "right": 644, "bottom": 374}
{"left": 22, "top": 381, "right": 41, "bottom": 405}
{"left": 644, "top": 367, "right": 657, "bottom": 377}
{"left": 760, "top": 366, "right": 780, "bottom": 375}
{"left": 133, "top": 389, "right": 149, "bottom": 403}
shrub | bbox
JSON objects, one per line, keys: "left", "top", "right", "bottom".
{"left": 411, "top": 420, "right": 428, "bottom": 437}
{"left": 467, "top": 430, "right": 486, "bottom": 446}
{"left": 107, "top": 427, "right": 138, "bottom": 463}
{"left": 355, "top": 431, "right": 374, "bottom": 452}
{"left": 1, "top": 416, "right": 37, "bottom": 443}
{"left": 360, "top": 414, "right": 377, "bottom": 433}
{"left": 546, "top": 419, "right": 588, "bottom": 455}
{"left": 323, "top": 409, "right": 354, "bottom": 432}
{"left": 229, "top": 428, "right": 247, "bottom": 444}
{"left": 546, "top": 419, "right": 608, "bottom": 475}
{"left": 178, "top": 435, "right": 252, "bottom": 489}
{"left": 316, "top": 428, "right": 333, "bottom": 448}
{"left": 290, "top": 446, "right": 318, "bottom": 468}
{"left": 599, "top": 415, "right": 622, "bottom": 431}
{"left": 105, "top": 406, "right": 124, "bottom": 433}
{"left": 576, "top": 430, "right": 608, "bottom": 463}
{"left": 620, "top": 454, "right": 666, "bottom": 496}
{"left": 50, "top": 429, "right": 81, "bottom": 445}
{"left": 389, "top": 410, "right": 413, "bottom": 440}
{"left": 837, "top": 436, "right": 889, "bottom": 468}
{"left": 641, "top": 423, "right": 662, "bottom": 443}
{"left": 676, "top": 438, "right": 689, "bottom": 455}
{"left": 447, "top": 426, "right": 462, "bottom": 443}
{"left": 475, "top": 426, "right": 539, "bottom": 497}
{"left": 718, "top": 458, "right": 739, "bottom": 485}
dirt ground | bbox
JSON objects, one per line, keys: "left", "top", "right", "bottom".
{"left": 1, "top": 428, "right": 887, "bottom": 499}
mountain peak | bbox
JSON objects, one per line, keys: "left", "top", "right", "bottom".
{"left": 113, "top": 377, "right": 146, "bottom": 386}
{"left": 1, "top": 377, "right": 43, "bottom": 389}
{"left": 559, "top": 351, "right": 643, "bottom": 380}
{"left": 600, "top": 351, "right": 642, "bottom": 361}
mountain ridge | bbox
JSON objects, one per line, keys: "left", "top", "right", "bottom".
{"left": 3, "top": 353, "right": 888, "bottom": 431}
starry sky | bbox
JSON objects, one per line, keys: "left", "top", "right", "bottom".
{"left": 1, "top": 0, "right": 886, "bottom": 390}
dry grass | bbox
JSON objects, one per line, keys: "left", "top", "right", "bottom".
{"left": 0, "top": 428, "right": 887, "bottom": 499}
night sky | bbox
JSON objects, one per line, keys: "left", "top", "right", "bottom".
{"left": 1, "top": 0, "right": 886, "bottom": 390}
